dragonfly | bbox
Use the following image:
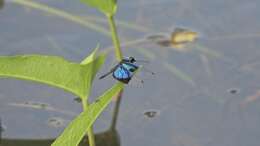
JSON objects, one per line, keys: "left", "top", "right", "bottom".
{"left": 99, "top": 57, "right": 154, "bottom": 84}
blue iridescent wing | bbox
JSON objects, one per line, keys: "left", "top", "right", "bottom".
{"left": 113, "top": 63, "right": 139, "bottom": 84}
{"left": 113, "top": 65, "right": 130, "bottom": 79}
{"left": 112, "top": 65, "right": 132, "bottom": 84}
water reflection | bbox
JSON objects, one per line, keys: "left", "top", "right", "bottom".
{"left": 0, "top": 130, "right": 119, "bottom": 146}
{"left": 0, "top": 117, "right": 2, "bottom": 144}
{"left": 1, "top": 0, "right": 260, "bottom": 145}
{"left": 0, "top": 0, "right": 4, "bottom": 10}
{"left": 0, "top": 95, "right": 122, "bottom": 146}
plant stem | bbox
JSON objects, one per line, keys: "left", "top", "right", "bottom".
{"left": 87, "top": 128, "right": 96, "bottom": 146}
{"left": 107, "top": 15, "right": 125, "bottom": 132}
{"left": 107, "top": 15, "right": 123, "bottom": 61}
{"left": 110, "top": 90, "right": 123, "bottom": 130}
{"left": 81, "top": 12, "right": 123, "bottom": 146}
{"left": 82, "top": 100, "right": 96, "bottom": 146}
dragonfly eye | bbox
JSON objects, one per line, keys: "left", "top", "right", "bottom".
{"left": 129, "top": 68, "right": 135, "bottom": 72}
{"left": 129, "top": 57, "right": 136, "bottom": 63}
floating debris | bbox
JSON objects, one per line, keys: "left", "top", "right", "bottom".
{"left": 143, "top": 109, "right": 160, "bottom": 118}
{"left": 146, "top": 33, "right": 171, "bottom": 47}
{"left": 146, "top": 27, "right": 198, "bottom": 52}
{"left": 146, "top": 34, "right": 168, "bottom": 41}
{"left": 171, "top": 28, "right": 198, "bottom": 45}
{"left": 47, "top": 117, "right": 68, "bottom": 128}
{"left": 170, "top": 27, "right": 198, "bottom": 51}
{"left": 227, "top": 88, "right": 240, "bottom": 94}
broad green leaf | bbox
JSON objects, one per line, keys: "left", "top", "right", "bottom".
{"left": 80, "top": 47, "right": 105, "bottom": 100}
{"left": 52, "top": 82, "right": 124, "bottom": 146}
{"left": 80, "top": 0, "right": 117, "bottom": 16}
{"left": 81, "top": 45, "right": 99, "bottom": 65}
{"left": 0, "top": 50, "right": 106, "bottom": 98}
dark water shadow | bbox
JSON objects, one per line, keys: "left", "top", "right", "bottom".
{"left": 0, "top": 129, "right": 119, "bottom": 146}
{"left": 0, "top": 91, "right": 123, "bottom": 146}
{"left": 0, "top": 0, "right": 4, "bottom": 10}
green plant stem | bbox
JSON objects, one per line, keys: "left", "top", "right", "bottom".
{"left": 82, "top": 100, "right": 96, "bottom": 146}
{"left": 87, "top": 128, "right": 96, "bottom": 146}
{"left": 110, "top": 90, "right": 123, "bottom": 130}
{"left": 107, "top": 15, "right": 123, "bottom": 61}
{"left": 107, "top": 15, "right": 125, "bottom": 134}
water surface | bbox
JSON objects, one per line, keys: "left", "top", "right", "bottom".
{"left": 0, "top": 0, "right": 260, "bottom": 146}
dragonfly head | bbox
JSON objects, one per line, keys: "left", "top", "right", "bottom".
{"left": 129, "top": 57, "right": 136, "bottom": 63}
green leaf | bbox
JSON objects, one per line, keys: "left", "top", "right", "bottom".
{"left": 0, "top": 49, "right": 106, "bottom": 98}
{"left": 80, "top": 47, "right": 106, "bottom": 100}
{"left": 80, "top": 44, "right": 99, "bottom": 65}
{"left": 80, "top": 0, "right": 117, "bottom": 16}
{"left": 51, "top": 82, "right": 124, "bottom": 146}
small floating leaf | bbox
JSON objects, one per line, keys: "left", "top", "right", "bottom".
{"left": 171, "top": 28, "right": 198, "bottom": 44}
{"left": 51, "top": 82, "right": 124, "bottom": 146}
{"left": 146, "top": 29, "right": 198, "bottom": 52}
